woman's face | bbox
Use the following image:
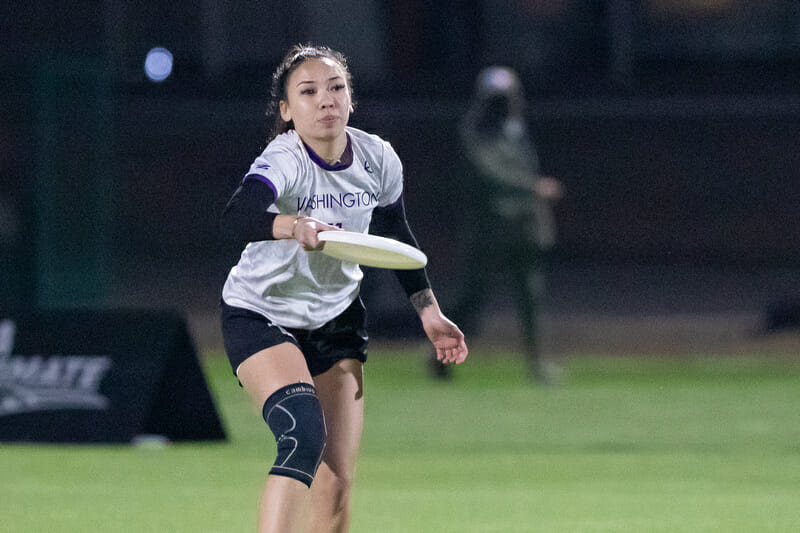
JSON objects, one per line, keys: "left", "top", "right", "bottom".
{"left": 280, "top": 57, "right": 352, "bottom": 146}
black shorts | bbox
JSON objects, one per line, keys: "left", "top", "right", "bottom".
{"left": 220, "top": 297, "right": 368, "bottom": 377}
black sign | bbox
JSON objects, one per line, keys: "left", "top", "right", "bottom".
{"left": 0, "top": 309, "right": 226, "bottom": 443}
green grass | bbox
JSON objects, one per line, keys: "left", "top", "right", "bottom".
{"left": 2, "top": 348, "right": 800, "bottom": 532}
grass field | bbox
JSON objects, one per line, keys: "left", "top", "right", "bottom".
{"left": 2, "top": 346, "right": 800, "bottom": 532}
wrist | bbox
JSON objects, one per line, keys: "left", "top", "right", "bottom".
{"left": 273, "top": 214, "right": 304, "bottom": 240}
{"left": 291, "top": 215, "right": 305, "bottom": 238}
{"left": 410, "top": 288, "right": 438, "bottom": 316}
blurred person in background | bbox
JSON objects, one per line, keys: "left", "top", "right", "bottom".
{"left": 219, "top": 44, "right": 467, "bottom": 533}
{"left": 428, "top": 66, "right": 562, "bottom": 384}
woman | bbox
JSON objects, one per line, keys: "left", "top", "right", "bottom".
{"left": 219, "top": 44, "right": 468, "bottom": 533}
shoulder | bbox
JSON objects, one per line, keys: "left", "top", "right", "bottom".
{"left": 347, "top": 128, "right": 404, "bottom": 204}
{"left": 246, "top": 131, "right": 307, "bottom": 193}
{"left": 347, "top": 126, "right": 400, "bottom": 167}
{"left": 259, "top": 131, "right": 306, "bottom": 167}
{"left": 346, "top": 126, "right": 386, "bottom": 147}
{"left": 347, "top": 127, "right": 395, "bottom": 155}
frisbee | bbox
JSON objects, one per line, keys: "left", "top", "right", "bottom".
{"left": 317, "top": 231, "right": 427, "bottom": 270}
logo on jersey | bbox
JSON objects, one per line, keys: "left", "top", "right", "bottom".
{"left": 364, "top": 161, "right": 374, "bottom": 174}
{"left": 297, "top": 190, "right": 379, "bottom": 212}
{"left": 255, "top": 163, "right": 271, "bottom": 171}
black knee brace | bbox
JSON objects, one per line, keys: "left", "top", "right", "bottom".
{"left": 262, "top": 382, "right": 326, "bottom": 487}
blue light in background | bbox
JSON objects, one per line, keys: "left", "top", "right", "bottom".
{"left": 144, "top": 47, "right": 173, "bottom": 82}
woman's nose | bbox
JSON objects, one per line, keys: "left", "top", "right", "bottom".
{"left": 320, "top": 92, "right": 335, "bottom": 108}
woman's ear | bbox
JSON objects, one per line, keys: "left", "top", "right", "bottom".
{"left": 279, "top": 100, "right": 291, "bottom": 122}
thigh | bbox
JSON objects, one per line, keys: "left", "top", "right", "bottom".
{"left": 220, "top": 302, "right": 303, "bottom": 376}
{"left": 237, "top": 342, "right": 314, "bottom": 409}
{"left": 312, "top": 358, "right": 364, "bottom": 475}
{"left": 303, "top": 297, "right": 368, "bottom": 377}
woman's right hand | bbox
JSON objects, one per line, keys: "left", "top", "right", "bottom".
{"left": 274, "top": 214, "right": 341, "bottom": 251}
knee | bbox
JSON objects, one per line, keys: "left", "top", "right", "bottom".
{"left": 262, "top": 383, "right": 327, "bottom": 487}
{"left": 316, "top": 467, "right": 354, "bottom": 510}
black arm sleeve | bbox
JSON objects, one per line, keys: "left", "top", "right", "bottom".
{"left": 369, "top": 194, "right": 431, "bottom": 297}
{"left": 219, "top": 177, "right": 279, "bottom": 243}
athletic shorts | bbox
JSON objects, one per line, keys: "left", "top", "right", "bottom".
{"left": 220, "top": 297, "right": 368, "bottom": 377}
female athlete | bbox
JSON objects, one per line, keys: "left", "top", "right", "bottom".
{"left": 219, "top": 44, "right": 468, "bottom": 533}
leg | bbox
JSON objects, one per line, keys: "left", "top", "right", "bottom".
{"left": 448, "top": 244, "right": 491, "bottom": 337}
{"left": 510, "top": 252, "right": 540, "bottom": 372}
{"left": 428, "top": 243, "right": 491, "bottom": 379}
{"left": 302, "top": 358, "right": 364, "bottom": 533}
{"left": 512, "top": 258, "right": 560, "bottom": 384}
{"left": 237, "top": 342, "right": 316, "bottom": 533}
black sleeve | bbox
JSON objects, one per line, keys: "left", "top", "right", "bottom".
{"left": 369, "top": 194, "right": 432, "bottom": 297}
{"left": 219, "top": 177, "right": 279, "bottom": 243}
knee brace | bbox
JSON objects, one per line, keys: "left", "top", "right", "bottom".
{"left": 262, "top": 382, "right": 326, "bottom": 487}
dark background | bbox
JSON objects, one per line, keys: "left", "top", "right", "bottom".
{"left": 2, "top": 1, "right": 799, "bottom": 348}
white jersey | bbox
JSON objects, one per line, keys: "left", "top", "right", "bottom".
{"left": 222, "top": 127, "right": 404, "bottom": 329}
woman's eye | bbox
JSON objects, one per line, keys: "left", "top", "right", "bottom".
{"left": 301, "top": 88, "right": 316, "bottom": 95}
{"left": 331, "top": 84, "right": 345, "bottom": 92}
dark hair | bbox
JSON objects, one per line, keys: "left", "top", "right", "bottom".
{"left": 266, "top": 44, "right": 354, "bottom": 142}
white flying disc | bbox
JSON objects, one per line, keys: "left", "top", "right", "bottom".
{"left": 317, "top": 231, "right": 427, "bottom": 270}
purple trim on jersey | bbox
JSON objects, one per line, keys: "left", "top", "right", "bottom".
{"left": 244, "top": 173, "right": 278, "bottom": 199}
{"left": 303, "top": 133, "right": 353, "bottom": 171}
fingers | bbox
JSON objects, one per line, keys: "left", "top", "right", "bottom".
{"left": 429, "top": 319, "right": 468, "bottom": 366}
{"left": 294, "top": 217, "right": 340, "bottom": 250}
{"left": 451, "top": 342, "right": 468, "bottom": 364}
{"left": 435, "top": 339, "right": 468, "bottom": 365}
{"left": 452, "top": 342, "right": 468, "bottom": 364}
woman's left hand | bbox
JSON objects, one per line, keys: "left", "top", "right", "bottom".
{"left": 421, "top": 311, "right": 468, "bottom": 365}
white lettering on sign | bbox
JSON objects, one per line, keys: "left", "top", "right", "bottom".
{"left": 0, "top": 320, "right": 113, "bottom": 416}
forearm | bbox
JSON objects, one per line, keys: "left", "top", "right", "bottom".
{"left": 410, "top": 288, "right": 439, "bottom": 318}
{"left": 220, "top": 178, "right": 279, "bottom": 242}
{"left": 271, "top": 214, "right": 303, "bottom": 240}
{"left": 371, "top": 195, "right": 431, "bottom": 297}
{"left": 221, "top": 178, "right": 313, "bottom": 243}
{"left": 412, "top": 287, "right": 469, "bottom": 364}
